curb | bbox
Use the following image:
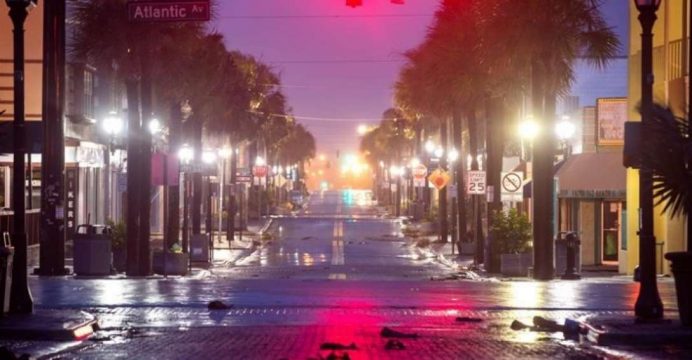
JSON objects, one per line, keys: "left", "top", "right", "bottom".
{"left": 581, "top": 317, "right": 692, "bottom": 346}
{"left": 258, "top": 217, "right": 274, "bottom": 234}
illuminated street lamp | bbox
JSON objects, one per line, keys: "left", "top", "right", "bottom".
{"left": 518, "top": 116, "right": 540, "bottom": 161}
{"left": 356, "top": 124, "right": 370, "bottom": 135}
{"left": 447, "top": 148, "right": 459, "bottom": 163}
{"left": 633, "top": 0, "right": 663, "bottom": 321}
{"left": 255, "top": 156, "right": 266, "bottom": 166}
{"left": 202, "top": 150, "right": 217, "bottom": 164}
{"left": 434, "top": 147, "right": 444, "bottom": 159}
{"left": 518, "top": 116, "right": 540, "bottom": 141}
{"left": 555, "top": 116, "right": 576, "bottom": 158}
{"left": 103, "top": 112, "right": 124, "bottom": 136}
{"left": 148, "top": 118, "right": 162, "bottom": 135}
{"left": 424, "top": 140, "right": 436, "bottom": 154}
{"left": 178, "top": 144, "right": 194, "bottom": 164}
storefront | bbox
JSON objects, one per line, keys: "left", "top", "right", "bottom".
{"left": 555, "top": 152, "right": 626, "bottom": 269}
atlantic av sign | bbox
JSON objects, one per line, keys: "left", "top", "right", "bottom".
{"left": 128, "top": 1, "right": 210, "bottom": 22}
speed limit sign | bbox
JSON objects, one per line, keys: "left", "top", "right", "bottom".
{"left": 467, "top": 171, "right": 486, "bottom": 195}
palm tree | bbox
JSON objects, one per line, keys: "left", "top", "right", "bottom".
{"left": 71, "top": 0, "right": 207, "bottom": 275}
{"left": 482, "top": 0, "right": 618, "bottom": 278}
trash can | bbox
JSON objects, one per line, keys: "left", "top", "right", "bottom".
{"left": 73, "top": 224, "right": 112, "bottom": 276}
{"left": 0, "top": 243, "right": 13, "bottom": 315}
{"left": 555, "top": 232, "right": 581, "bottom": 277}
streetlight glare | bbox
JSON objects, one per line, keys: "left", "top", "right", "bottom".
{"left": 518, "top": 119, "right": 540, "bottom": 141}
{"left": 255, "top": 156, "right": 266, "bottom": 166}
{"left": 425, "top": 140, "right": 435, "bottom": 154}
{"left": 434, "top": 147, "right": 444, "bottom": 159}
{"left": 218, "top": 147, "right": 233, "bottom": 158}
{"left": 357, "top": 124, "right": 370, "bottom": 135}
{"left": 448, "top": 148, "right": 459, "bottom": 163}
{"left": 178, "top": 145, "right": 194, "bottom": 163}
{"left": 102, "top": 112, "right": 123, "bottom": 136}
{"left": 555, "top": 119, "right": 576, "bottom": 141}
{"left": 202, "top": 151, "right": 217, "bottom": 164}
{"left": 148, "top": 118, "right": 162, "bottom": 135}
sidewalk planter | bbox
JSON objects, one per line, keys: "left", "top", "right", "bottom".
{"left": 500, "top": 252, "right": 533, "bottom": 277}
{"left": 153, "top": 252, "right": 189, "bottom": 276}
{"left": 665, "top": 252, "right": 692, "bottom": 326}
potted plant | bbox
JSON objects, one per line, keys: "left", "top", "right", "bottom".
{"left": 106, "top": 220, "right": 127, "bottom": 272}
{"left": 644, "top": 105, "right": 692, "bottom": 326}
{"left": 489, "top": 208, "right": 532, "bottom": 276}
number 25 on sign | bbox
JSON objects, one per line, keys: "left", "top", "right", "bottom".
{"left": 467, "top": 170, "right": 486, "bottom": 195}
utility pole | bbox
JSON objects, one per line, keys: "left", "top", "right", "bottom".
{"left": 7, "top": 0, "right": 37, "bottom": 314}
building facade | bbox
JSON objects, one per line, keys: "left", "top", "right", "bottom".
{"left": 625, "top": 0, "right": 689, "bottom": 276}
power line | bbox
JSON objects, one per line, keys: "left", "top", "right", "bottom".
{"left": 217, "top": 14, "right": 434, "bottom": 20}
{"left": 267, "top": 59, "right": 405, "bottom": 64}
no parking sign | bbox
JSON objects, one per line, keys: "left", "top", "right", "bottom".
{"left": 501, "top": 172, "right": 524, "bottom": 202}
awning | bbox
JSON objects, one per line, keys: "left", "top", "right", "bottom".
{"left": 555, "top": 152, "right": 626, "bottom": 199}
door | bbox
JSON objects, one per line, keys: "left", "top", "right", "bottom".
{"left": 602, "top": 201, "right": 620, "bottom": 263}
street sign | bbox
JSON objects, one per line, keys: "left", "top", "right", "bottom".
{"left": 128, "top": 1, "right": 211, "bottom": 22}
{"left": 501, "top": 171, "right": 524, "bottom": 202}
{"left": 412, "top": 163, "right": 427, "bottom": 187}
{"left": 236, "top": 175, "right": 252, "bottom": 183}
{"left": 467, "top": 170, "right": 486, "bottom": 195}
{"left": 428, "top": 169, "right": 450, "bottom": 190}
{"left": 252, "top": 165, "right": 268, "bottom": 178}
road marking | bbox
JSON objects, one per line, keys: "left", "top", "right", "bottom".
{"left": 331, "top": 220, "right": 344, "bottom": 266}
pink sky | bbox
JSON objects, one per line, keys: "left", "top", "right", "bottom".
{"left": 213, "top": 0, "right": 439, "bottom": 160}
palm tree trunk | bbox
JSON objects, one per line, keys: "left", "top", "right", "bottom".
{"left": 452, "top": 108, "right": 465, "bottom": 255}
{"left": 167, "top": 102, "right": 182, "bottom": 250}
{"left": 192, "top": 119, "right": 203, "bottom": 234}
{"left": 485, "top": 96, "right": 505, "bottom": 271}
{"left": 138, "top": 57, "right": 153, "bottom": 275}
{"left": 468, "top": 109, "right": 481, "bottom": 261}
{"left": 125, "top": 78, "right": 141, "bottom": 276}
{"left": 439, "top": 119, "right": 448, "bottom": 243}
{"left": 532, "top": 59, "right": 555, "bottom": 280}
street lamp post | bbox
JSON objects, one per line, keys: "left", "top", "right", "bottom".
{"left": 7, "top": 0, "right": 38, "bottom": 314}
{"left": 633, "top": 0, "right": 664, "bottom": 321}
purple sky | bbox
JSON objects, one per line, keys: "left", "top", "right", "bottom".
{"left": 213, "top": 1, "right": 628, "bottom": 159}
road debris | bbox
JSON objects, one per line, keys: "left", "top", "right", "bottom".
{"left": 384, "top": 339, "right": 406, "bottom": 350}
{"left": 380, "top": 327, "right": 418, "bottom": 339}
{"left": 320, "top": 342, "right": 357, "bottom": 350}
{"left": 207, "top": 300, "right": 233, "bottom": 310}
{"left": 455, "top": 316, "right": 483, "bottom": 323}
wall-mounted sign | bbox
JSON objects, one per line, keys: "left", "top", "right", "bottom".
{"left": 597, "top": 97, "right": 627, "bottom": 146}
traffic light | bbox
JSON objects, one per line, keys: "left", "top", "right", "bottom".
{"left": 346, "top": 0, "right": 362, "bottom": 7}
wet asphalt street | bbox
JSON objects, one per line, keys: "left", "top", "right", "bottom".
{"left": 7, "top": 190, "right": 686, "bottom": 359}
